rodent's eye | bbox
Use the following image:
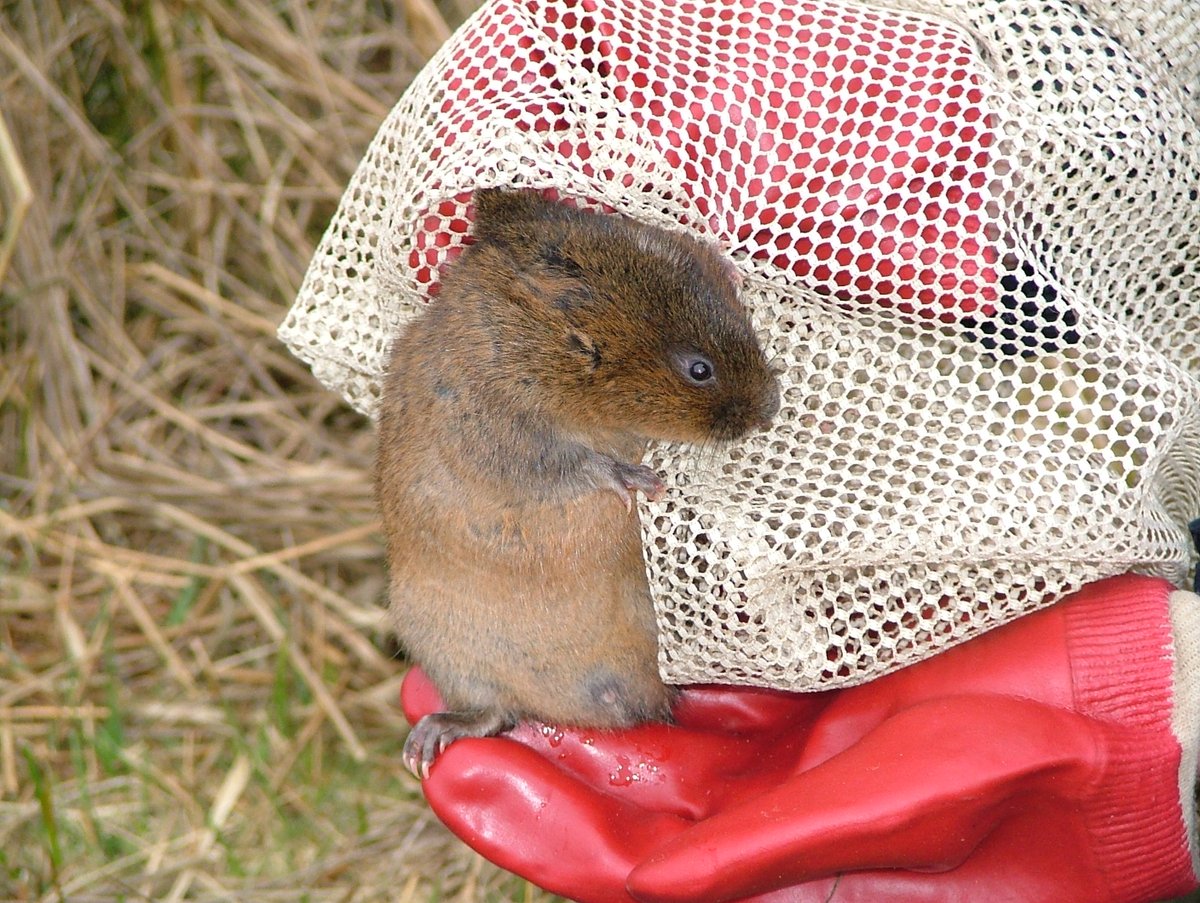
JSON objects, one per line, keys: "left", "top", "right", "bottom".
{"left": 682, "top": 355, "right": 715, "bottom": 386}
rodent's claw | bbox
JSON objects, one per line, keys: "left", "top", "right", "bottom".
{"left": 608, "top": 482, "right": 634, "bottom": 513}
{"left": 403, "top": 709, "right": 515, "bottom": 779}
{"left": 402, "top": 718, "right": 441, "bottom": 779}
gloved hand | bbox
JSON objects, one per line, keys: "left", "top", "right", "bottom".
{"left": 400, "top": 574, "right": 1200, "bottom": 903}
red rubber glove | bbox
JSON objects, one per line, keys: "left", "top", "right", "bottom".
{"left": 401, "top": 574, "right": 1200, "bottom": 903}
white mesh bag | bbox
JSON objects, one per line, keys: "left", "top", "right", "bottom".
{"left": 280, "top": 0, "right": 1200, "bottom": 691}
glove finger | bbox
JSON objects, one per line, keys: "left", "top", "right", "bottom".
{"left": 628, "top": 696, "right": 1100, "bottom": 903}
{"left": 423, "top": 736, "right": 690, "bottom": 903}
{"left": 400, "top": 666, "right": 444, "bottom": 724}
{"left": 502, "top": 716, "right": 807, "bottom": 821}
{"left": 402, "top": 668, "right": 818, "bottom": 820}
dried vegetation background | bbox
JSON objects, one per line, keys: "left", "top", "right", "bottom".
{"left": 0, "top": 0, "right": 558, "bottom": 899}
{"left": 4, "top": 1, "right": 1199, "bottom": 901}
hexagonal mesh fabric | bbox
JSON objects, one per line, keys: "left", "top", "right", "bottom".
{"left": 279, "top": 0, "right": 1200, "bottom": 690}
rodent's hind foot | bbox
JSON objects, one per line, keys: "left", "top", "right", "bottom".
{"left": 403, "top": 709, "right": 515, "bottom": 779}
{"left": 588, "top": 457, "right": 665, "bottom": 511}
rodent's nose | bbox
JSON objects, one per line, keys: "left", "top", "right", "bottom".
{"left": 757, "top": 382, "right": 781, "bottom": 429}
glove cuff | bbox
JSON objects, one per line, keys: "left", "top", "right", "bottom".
{"left": 1065, "top": 574, "right": 1176, "bottom": 728}
{"left": 1064, "top": 574, "right": 1199, "bottom": 901}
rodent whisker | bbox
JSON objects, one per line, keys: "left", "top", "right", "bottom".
{"left": 765, "top": 350, "right": 788, "bottom": 378}
{"left": 689, "top": 437, "right": 729, "bottom": 473}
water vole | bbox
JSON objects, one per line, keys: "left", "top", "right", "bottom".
{"left": 376, "top": 189, "right": 779, "bottom": 776}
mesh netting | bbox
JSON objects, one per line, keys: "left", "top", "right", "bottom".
{"left": 280, "top": 0, "right": 1200, "bottom": 690}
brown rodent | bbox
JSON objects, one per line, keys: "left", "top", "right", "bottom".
{"left": 376, "top": 189, "right": 780, "bottom": 777}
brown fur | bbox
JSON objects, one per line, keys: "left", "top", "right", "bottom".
{"left": 376, "top": 189, "right": 779, "bottom": 776}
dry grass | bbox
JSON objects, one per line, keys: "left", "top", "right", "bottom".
{"left": 0, "top": 1, "right": 560, "bottom": 899}
{"left": 5, "top": 2, "right": 1200, "bottom": 901}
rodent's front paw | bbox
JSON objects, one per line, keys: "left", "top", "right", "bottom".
{"left": 615, "top": 462, "right": 665, "bottom": 502}
{"left": 579, "top": 452, "right": 665, "bottom": 511}
{"left": 604, "top": 462, "right": 665, "bottom": 511}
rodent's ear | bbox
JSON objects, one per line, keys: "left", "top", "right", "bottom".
{"left": 566, "top": 329, "right": 602, "bottom": 370}
{"left": 471, "top": 188, "right": 556, "bottom": 236}
{"left": 714, "top": 247, "right": 744, "bottom": 291}
{"left": 541, "top": 244, "right": 584, "bottom": 278}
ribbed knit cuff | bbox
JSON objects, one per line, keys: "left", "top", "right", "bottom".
{"left": 1062, "top": 573, "right": 1198, "bottom": 902}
